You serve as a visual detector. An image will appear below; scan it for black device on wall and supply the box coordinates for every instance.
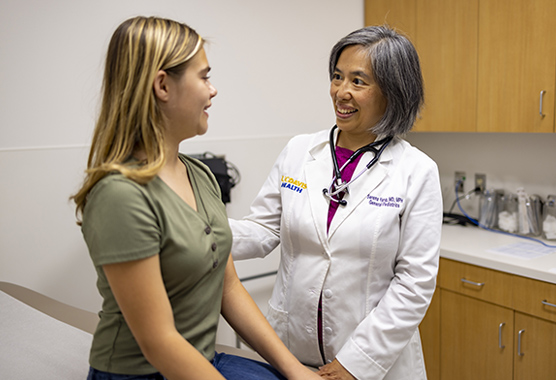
[190,152,240,204]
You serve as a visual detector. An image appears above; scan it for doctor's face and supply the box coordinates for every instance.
[330,45,387,144]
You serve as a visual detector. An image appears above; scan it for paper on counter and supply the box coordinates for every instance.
[487,242,556,260]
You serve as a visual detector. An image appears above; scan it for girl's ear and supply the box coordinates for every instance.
[153,70,170,102]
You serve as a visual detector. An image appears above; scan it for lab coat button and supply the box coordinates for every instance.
[211,243,217,251]
[324,327,333,335]
[205,226,212,234]
[306,327,313,334]
[324,289,333,298]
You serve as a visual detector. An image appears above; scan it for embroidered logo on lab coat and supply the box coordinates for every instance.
[280,176,307,194]
[367,195,403,208]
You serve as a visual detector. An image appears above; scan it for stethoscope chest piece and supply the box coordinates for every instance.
[322,125,392,206]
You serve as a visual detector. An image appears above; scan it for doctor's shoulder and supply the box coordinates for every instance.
[396,138,436,167]
[395,139,439,171]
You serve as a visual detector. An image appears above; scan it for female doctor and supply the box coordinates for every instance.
[230,25,442,380]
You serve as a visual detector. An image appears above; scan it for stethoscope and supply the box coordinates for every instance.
[322,125,393,206]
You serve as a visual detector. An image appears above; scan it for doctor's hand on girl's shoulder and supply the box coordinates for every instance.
[316,359,356,380]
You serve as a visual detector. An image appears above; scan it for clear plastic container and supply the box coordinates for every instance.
[526,194,543,237]
[516,189,542,236]
[479,189,501,229]
[542,195,556,240]
[497,192,518,233]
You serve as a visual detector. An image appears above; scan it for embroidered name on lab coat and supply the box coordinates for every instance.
[280,176,307,194]
[367,195,404,208]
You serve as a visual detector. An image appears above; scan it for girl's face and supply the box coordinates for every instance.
[161,48,218,141]
[330,45,387,147]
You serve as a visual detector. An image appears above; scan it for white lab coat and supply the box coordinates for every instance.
[230,129,442,380]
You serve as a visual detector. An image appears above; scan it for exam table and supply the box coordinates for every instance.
[0,282,263,379]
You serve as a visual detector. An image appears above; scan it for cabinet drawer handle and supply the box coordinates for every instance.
[517,329,525,356]
[540,90,546,117]
[542,300,556,308]
[461,278,485,287]
[499,323,505,349]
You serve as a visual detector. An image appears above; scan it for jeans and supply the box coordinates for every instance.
[86,351,287,380]
[86,368,164,380]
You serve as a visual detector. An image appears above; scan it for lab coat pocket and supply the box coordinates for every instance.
[266,301,289,347]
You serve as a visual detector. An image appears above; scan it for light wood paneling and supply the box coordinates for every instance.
[513,275,556,323]
[364,0,416,39]
[365,0,556,133]
[440,290,514,380]
[477,0,556,132]
[414,0,478,132]
[514,312,556,379]
[438,258,514,309]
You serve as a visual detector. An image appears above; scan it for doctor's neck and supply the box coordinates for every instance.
[336,130,377,151]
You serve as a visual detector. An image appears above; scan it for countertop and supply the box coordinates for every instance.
[440,224,556,284]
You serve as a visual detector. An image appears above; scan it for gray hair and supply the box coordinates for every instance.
[329,25,424,137]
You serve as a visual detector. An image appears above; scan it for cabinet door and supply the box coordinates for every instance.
[440,290,513,380]
[477,0,556,132]
[414,0,478,132]
[514,312,556,380]
[364,0,416,39]
[366,0,478,132]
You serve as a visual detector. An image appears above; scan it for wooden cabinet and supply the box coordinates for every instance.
[419,258,556,379]
[512,275,556,379]
[364,0,556,132]
[364,0,416,39]
[414,0,478,132]
[513,312,556,380]
[440,290,513,380]
[438,259,515,380]
[439,257,513,307]
[512,268,556,324]
[477,0,556,132]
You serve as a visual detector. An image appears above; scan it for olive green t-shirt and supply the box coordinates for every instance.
[82,154,232,375]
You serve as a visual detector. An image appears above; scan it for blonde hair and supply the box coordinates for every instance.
[72,16,203,223]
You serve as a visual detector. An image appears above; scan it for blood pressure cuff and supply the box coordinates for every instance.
[190,152,240,204]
